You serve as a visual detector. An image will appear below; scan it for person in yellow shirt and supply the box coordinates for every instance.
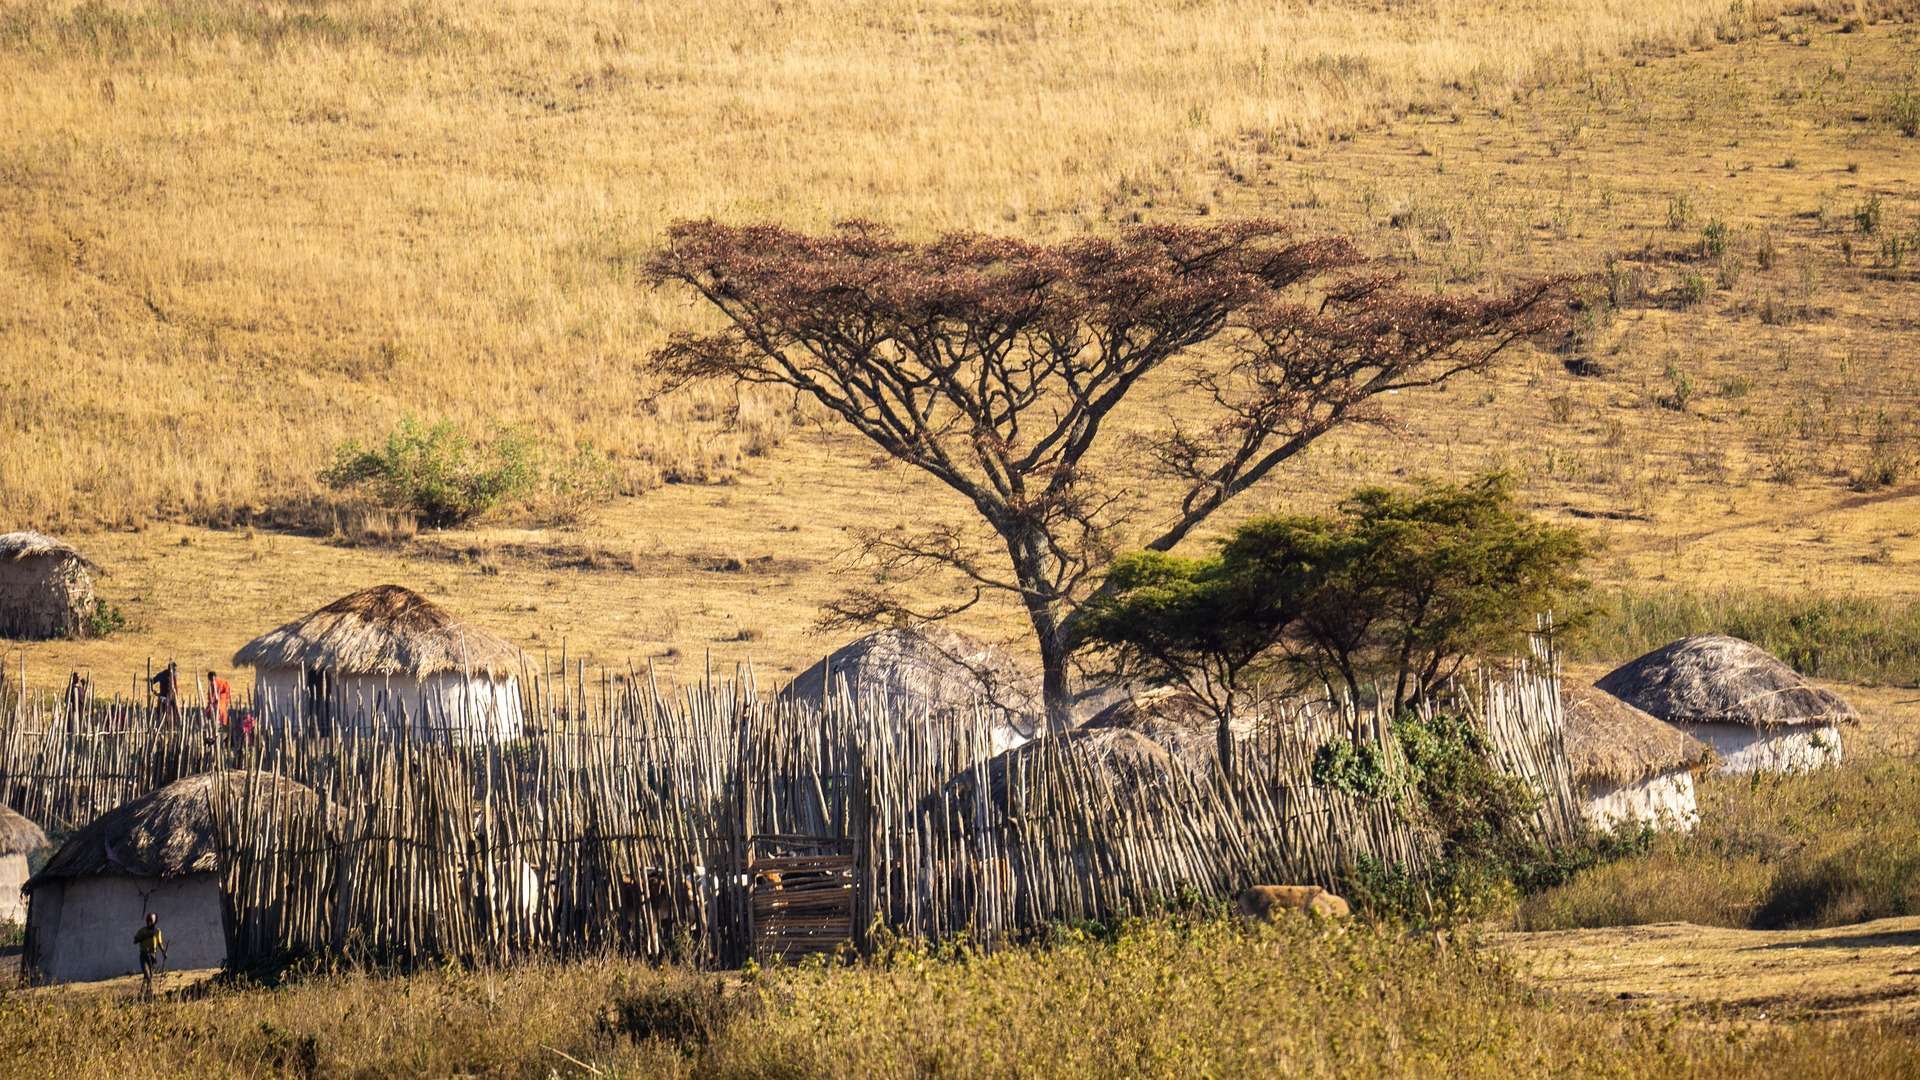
[134,911,166,999]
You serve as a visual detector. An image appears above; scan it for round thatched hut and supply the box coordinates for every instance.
[1595,635,1856,774]
[234,584,526,740]
[22,771,320,984]
[0,531,99,640]
[1080,687,1269,770]
[782,626,1045,753]
[1561,684,1715,832]
[0,806,50,924]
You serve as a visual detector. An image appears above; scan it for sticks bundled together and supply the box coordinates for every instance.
[1,659,1577,970]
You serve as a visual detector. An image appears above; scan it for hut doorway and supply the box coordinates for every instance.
[304,667,332,734]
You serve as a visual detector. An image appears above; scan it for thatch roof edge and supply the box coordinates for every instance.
[0,530,102,574]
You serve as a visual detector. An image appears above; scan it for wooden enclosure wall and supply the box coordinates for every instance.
[0,662,1577,970]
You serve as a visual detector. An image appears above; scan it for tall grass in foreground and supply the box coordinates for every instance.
[1573,587,1920,685]
[1519,753,1920,931]
[2,918,1916,1078]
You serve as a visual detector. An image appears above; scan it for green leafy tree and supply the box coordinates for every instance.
[1318,474,1591,710]
[1075,474,1592,746]
[1070,550,1300,775]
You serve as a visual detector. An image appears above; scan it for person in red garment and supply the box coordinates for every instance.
[206,670,236,750]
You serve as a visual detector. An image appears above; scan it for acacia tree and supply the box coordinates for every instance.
[647,220,1570,726]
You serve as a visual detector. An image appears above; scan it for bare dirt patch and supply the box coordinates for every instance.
[1502,916,1920,1023]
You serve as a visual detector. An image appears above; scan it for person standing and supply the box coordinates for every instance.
[207,670,236,750]
[134,911,167,999]
[149,662,181,723]
[64,671,91,724]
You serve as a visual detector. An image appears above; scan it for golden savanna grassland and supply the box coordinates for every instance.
[1,0,1917,691]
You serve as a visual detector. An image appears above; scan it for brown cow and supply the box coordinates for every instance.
[1236,885,1351,921]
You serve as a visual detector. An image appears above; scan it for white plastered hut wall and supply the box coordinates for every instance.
[1676,722,1843,774]
[25,874,226,983]
[0,852,30,923]
[252,667,524,740]
[1580,771,1700,833]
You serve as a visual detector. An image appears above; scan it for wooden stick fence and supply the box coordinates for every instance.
[2,658,1577,971]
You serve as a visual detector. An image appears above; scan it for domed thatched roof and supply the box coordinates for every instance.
[1561,683,1714,787]
[26,771,322,887]
[0,531,99,571]
[783,626,1044,744]
[0,805,49,856]
[939,725,1192,826]
[1081,688,1259,767]
[1595,635,1859,729]
[233,584,524,678]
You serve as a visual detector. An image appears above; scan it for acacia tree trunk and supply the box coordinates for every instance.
[1007,530,1077,732]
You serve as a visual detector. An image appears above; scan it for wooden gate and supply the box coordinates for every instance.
[746,836,858,962]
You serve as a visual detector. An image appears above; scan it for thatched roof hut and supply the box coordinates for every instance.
[783,626,1045,753]
[941,725,1193,830]
[0,805,50,924]
[1595,634,1859,727]
[24,771,325,983]
[0,805,49,858]
[1561,684,1713,832]
[27,771,318,887]
[235,584,523,678]
[1561,684,1714,789]
[0,531,99,640]
[1595,635,1856,773]
[235,585,526,738]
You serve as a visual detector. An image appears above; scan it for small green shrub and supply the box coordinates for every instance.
[1674,270,1708,308]
[1887,89,1920,137]
[81,599,127,638]
[321,418,617,528]
[1310,736,1395,800]
[1336,710,1556,925]
[1656,361,1695,410]
[322,417,536,527]
[1700,217,1729,259]
[1854,193,1883,235]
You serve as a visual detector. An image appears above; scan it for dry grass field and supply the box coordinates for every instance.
[1,0,1818,532]
[8,918,1920,1078]
[5,2,1915,695]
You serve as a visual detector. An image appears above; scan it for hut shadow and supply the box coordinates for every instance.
[1747,928,1920,952]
